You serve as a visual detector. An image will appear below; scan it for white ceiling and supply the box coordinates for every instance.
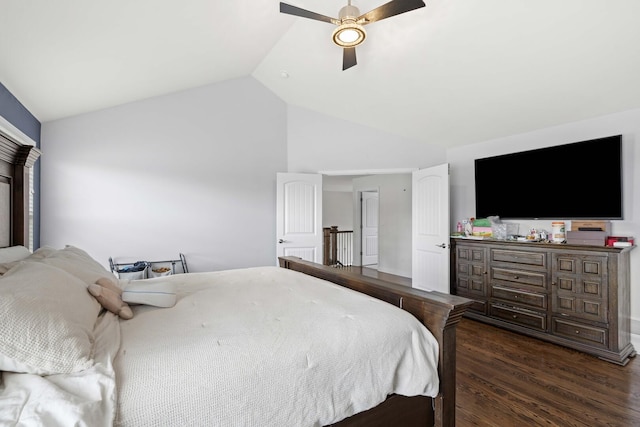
[2,0,640,149]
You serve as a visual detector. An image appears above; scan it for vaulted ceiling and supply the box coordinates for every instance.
[2,0,640,149]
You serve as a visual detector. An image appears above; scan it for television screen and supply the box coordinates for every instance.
[474,135,623,220]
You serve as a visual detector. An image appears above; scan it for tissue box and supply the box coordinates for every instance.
[492,223,519,240]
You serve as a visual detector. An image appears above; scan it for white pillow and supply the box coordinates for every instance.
[0,246,57,275]
[40,245,117,285]
[0,262,101,375]
[122,280,177,308]
[0,245,31,263]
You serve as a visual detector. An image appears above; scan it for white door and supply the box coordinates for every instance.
[276,173,323,264]
[412,164,450,293]
[361,191,379,266]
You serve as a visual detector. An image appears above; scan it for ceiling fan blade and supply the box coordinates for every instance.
[280,3,336,24]
[358,0,425,24]
[343,47,357,70]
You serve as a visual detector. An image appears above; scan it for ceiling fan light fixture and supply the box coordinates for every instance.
[280,0,426,69]
[332,22,366,47]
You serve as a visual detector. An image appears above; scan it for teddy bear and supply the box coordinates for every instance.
[88,277,134,320]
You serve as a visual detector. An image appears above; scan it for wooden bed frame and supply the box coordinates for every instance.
[0,129,472,427]
[279,256,473,427]
[0,130,40,248]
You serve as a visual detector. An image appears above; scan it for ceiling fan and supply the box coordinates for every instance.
[279,0,426,70]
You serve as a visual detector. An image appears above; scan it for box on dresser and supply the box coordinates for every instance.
[566,230,607,246]
[607,236,635,247]
[570,220,612,234]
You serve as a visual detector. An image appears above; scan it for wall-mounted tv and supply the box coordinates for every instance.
[474,135,623,220]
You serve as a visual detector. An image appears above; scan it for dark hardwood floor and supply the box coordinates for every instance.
[456,318,640,426]
[339,265,640,425]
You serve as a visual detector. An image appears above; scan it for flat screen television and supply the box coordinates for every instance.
[474,135,623,220]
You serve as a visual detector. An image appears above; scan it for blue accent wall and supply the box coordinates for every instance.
[0,82,42,248]
[0,83,40,144]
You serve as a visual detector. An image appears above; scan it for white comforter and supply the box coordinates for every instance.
[1,266,439,427]
[0,311,120,427]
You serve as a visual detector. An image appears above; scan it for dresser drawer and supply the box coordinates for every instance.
[491,285,547,309]
[491,249,546,268]
[490,303,547,331]
[491,267,547,289]
[552,317,607,348]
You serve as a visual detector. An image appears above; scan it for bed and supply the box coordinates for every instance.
[0,133,473,426]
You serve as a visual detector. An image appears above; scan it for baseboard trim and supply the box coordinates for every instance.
[631,318,640,350]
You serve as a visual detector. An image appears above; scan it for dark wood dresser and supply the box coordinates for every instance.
[450,237,636,365]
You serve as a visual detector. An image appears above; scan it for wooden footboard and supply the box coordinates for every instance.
[278,256,473,427]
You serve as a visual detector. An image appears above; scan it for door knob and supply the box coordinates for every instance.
[278,239,287,244]
[435,243,448,248]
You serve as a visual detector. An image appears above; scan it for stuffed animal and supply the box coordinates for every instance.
[88,277,133,320]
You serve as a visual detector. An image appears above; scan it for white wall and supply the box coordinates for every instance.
[286,105,446,173]
[40,77,287,272]
[447,108,640,332]
[352,174,412,277]
[323,191,353,230]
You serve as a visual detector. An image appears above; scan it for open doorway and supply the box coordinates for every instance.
[284,165,449,289]
[322,173,413,278]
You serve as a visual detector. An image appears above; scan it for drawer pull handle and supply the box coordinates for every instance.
[514,276,519,279]
[514,295,518,298]
[575,330,580,334]
[512,315,518,319]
